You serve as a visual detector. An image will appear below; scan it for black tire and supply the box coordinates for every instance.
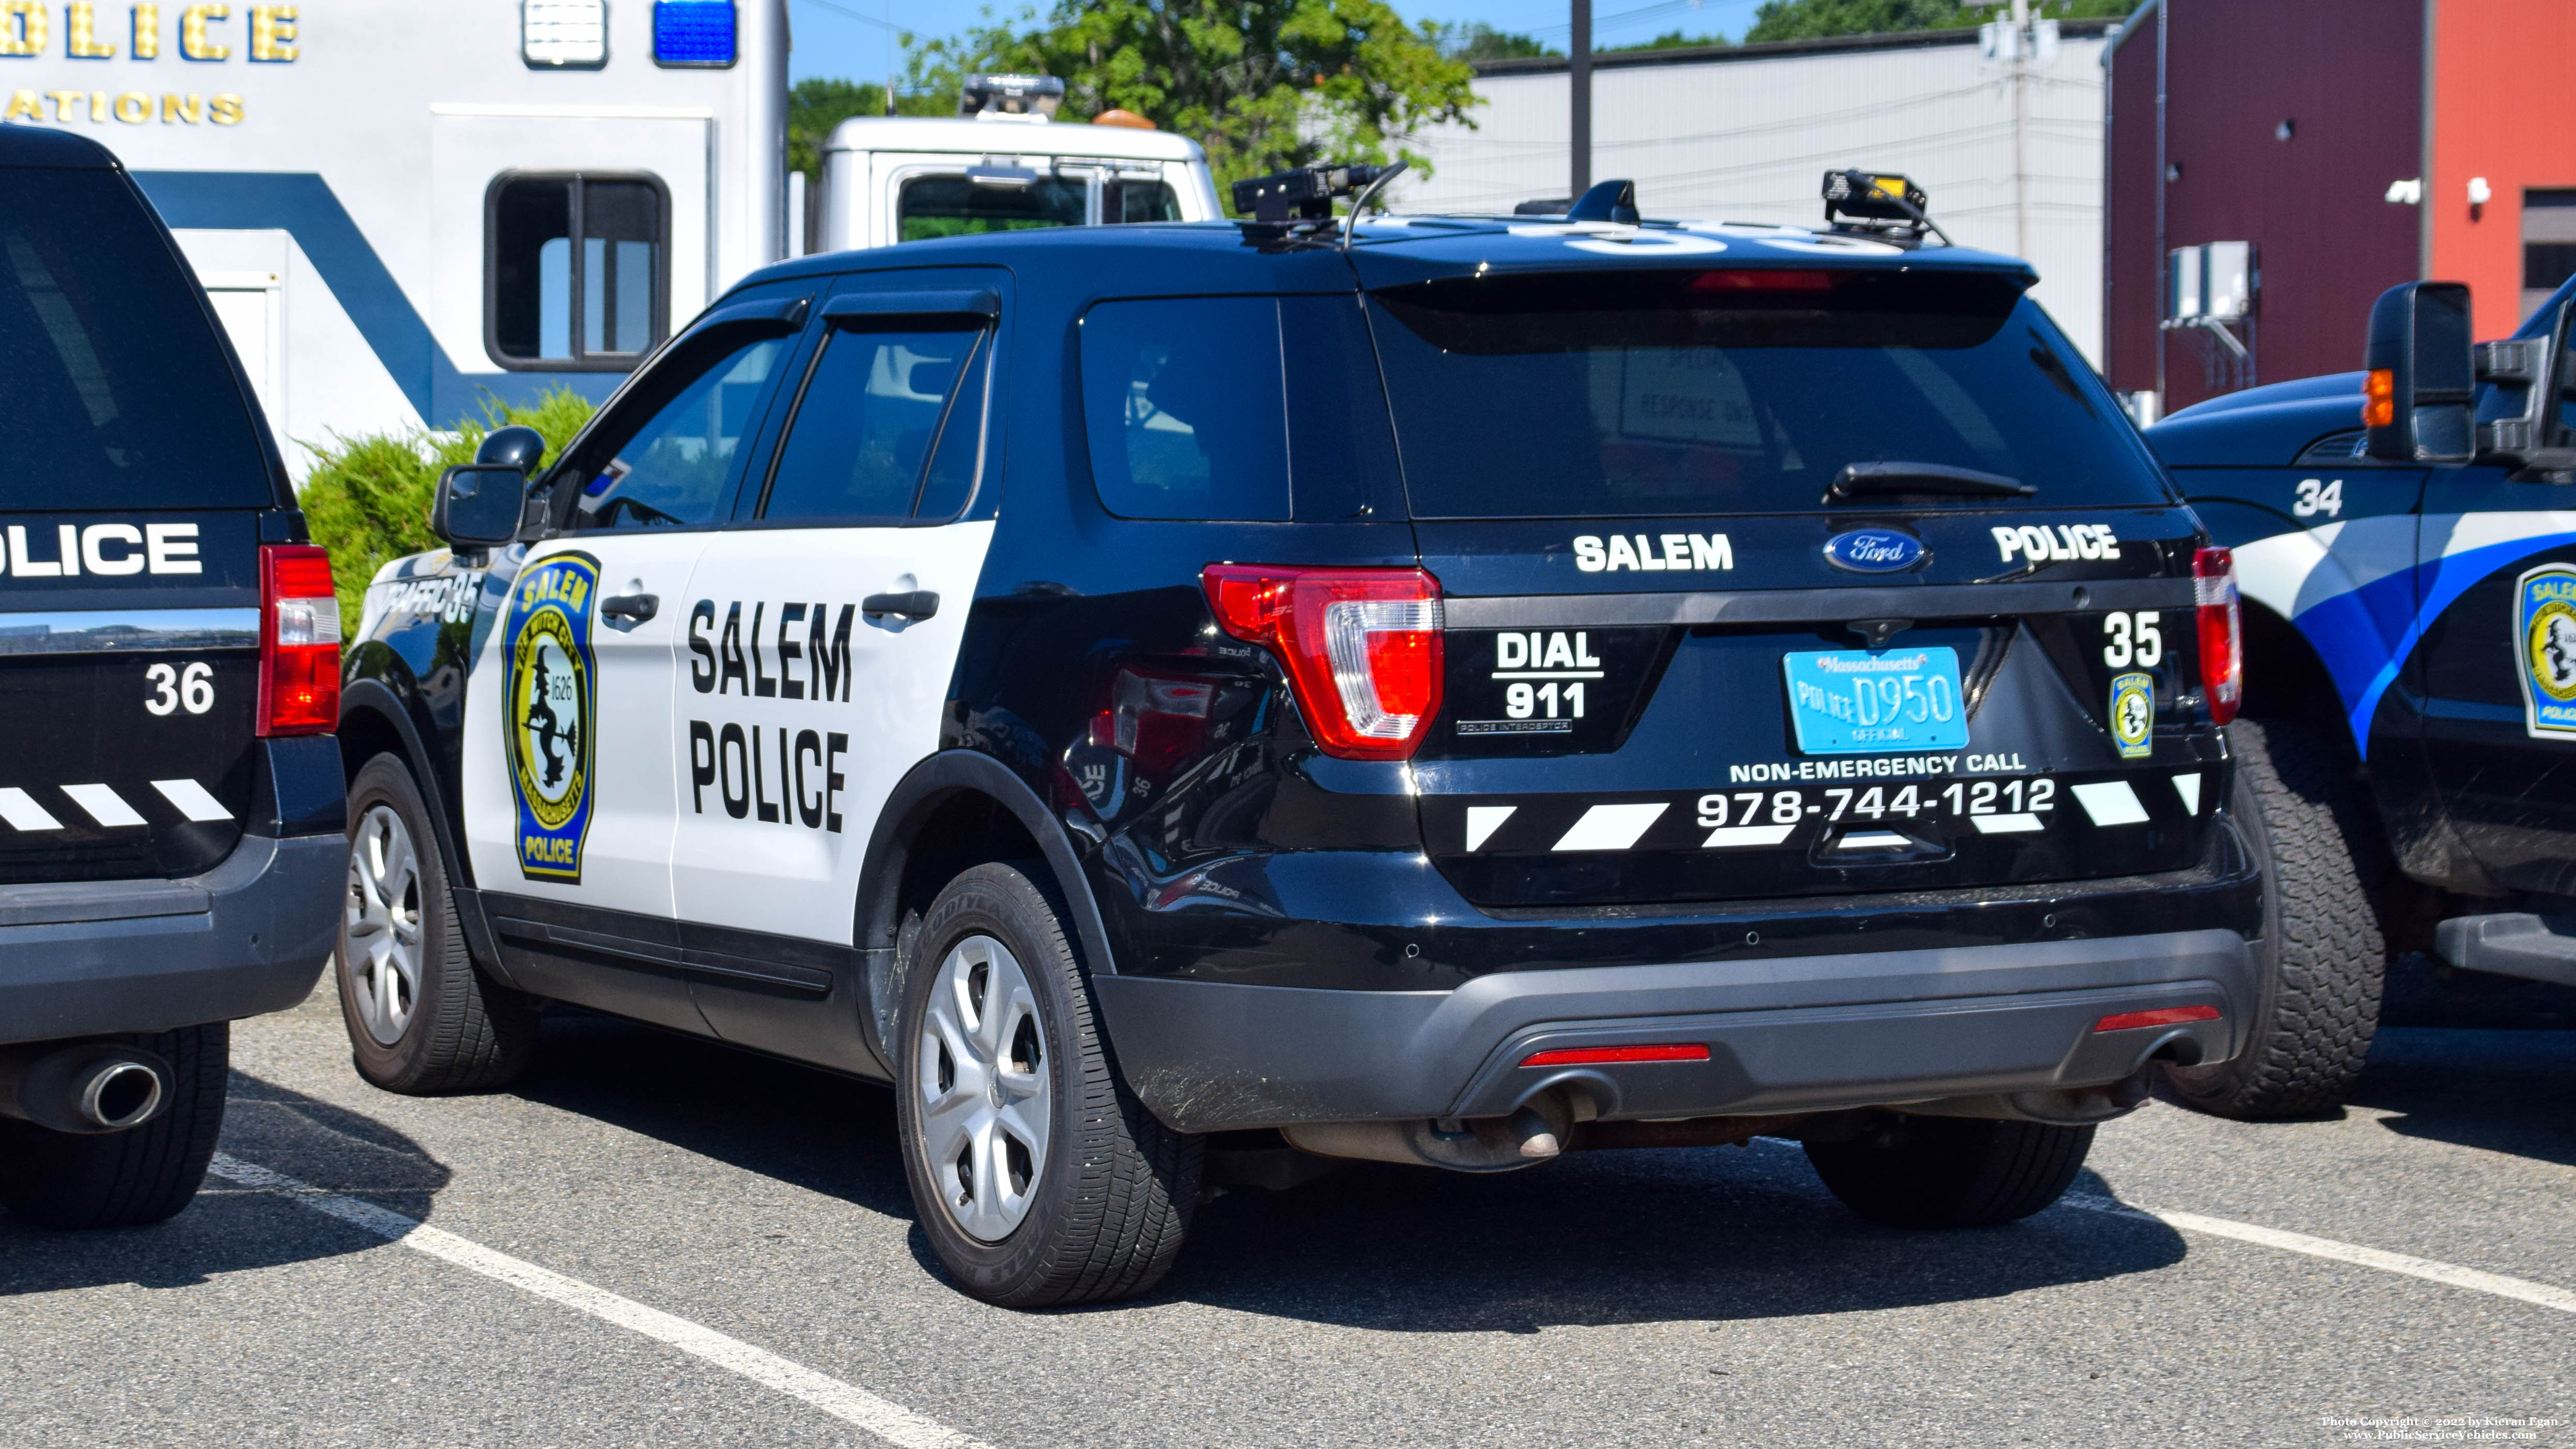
[894,863,1200,1308]
[2163,716,2385,1119]
[0,1022,229,1229]
[1804,1115,2094,1229]
[338,754,538,1095]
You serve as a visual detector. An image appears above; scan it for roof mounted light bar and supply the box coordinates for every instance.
[960,73,1063,122]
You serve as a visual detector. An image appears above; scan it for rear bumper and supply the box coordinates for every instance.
[1092,928,2256,1133]
[0,830,342,1045]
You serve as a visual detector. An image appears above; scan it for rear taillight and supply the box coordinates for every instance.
[259,544,340,736]
[1201,564,1444,760]
[2194,545,2242,726]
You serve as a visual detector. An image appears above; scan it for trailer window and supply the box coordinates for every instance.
[489,172,670,370]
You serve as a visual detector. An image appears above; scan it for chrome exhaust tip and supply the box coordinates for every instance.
[78,1059,167,1131]
[0,1043,174,1135]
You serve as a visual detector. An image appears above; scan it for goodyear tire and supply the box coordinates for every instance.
[0,1022,228,1229]
[1804,1115,2094,1229]
[895,863,1200,1308]
[2163,717,2385,1119]
[338,754,538,1095]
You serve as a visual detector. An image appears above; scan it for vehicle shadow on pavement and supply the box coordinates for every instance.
[2345,1026,2576,1169]
[499,1008,917,1220]
[1151,1148,2185,1331]
[0,1073,450,1296]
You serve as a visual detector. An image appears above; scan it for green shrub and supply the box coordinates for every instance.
[298,388,596,636]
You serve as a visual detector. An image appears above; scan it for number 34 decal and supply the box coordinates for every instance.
[143,661,216,716]
[2293,477,2344,518]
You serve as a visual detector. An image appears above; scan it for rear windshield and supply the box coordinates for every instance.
[0,168,272,510]
[1367,267,2166,519]
[899,174,1083,243]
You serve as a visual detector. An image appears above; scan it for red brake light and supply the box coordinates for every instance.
[1691,268,1836,293]
[1201,564,1443,760]
[2093,1005,2221,1033]
[2193,546,2242,726]
[1520,1044,1712,1067]
[259,543,340,736]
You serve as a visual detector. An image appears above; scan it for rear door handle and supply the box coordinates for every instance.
[862,590,939,622]
[600,592,659,625]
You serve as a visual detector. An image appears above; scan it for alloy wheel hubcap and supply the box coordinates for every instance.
[916,933,1050,1243]
[343,804,424,1046]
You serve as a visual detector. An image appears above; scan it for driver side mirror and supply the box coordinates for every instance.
[2364,281,2475,464]
[431,464,530,549]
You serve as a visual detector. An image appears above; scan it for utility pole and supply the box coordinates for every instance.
[2011,0,2029,259]
[1570,0,1591,197]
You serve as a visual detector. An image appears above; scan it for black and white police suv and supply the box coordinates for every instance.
[1,128,344,1228]
[340,168,2264,1306]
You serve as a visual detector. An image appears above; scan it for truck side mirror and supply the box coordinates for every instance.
[431,464,530,549]
[2364,281,2475,464]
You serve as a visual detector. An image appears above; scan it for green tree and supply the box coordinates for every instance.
[1745,0,2125,42]
[297,389,596,636]
[913,0,1479,204]
[1426,21,1557,62]
[788,76,952,181]
[1604,29,1729,51]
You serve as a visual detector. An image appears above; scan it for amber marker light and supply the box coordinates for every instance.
[2363,368,2397,428]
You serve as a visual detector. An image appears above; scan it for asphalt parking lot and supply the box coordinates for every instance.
[4,959,2570,1449]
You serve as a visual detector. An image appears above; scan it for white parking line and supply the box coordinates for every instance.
[2061,1193,2576,1316]
[205,1154,997,1449]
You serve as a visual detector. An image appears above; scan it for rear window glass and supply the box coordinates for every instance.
[0,168,271,510]
[1080,297,1290,521]
[899,174,1083,243]
[1367,268,2167,519]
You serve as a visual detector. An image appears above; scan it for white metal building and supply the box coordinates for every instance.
[1395,22,2115,363]
[0,0,787,476]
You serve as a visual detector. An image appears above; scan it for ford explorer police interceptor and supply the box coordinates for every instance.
[1,128,343,1229]
[2145,275,2576,1117]
[335,169,2265,1307]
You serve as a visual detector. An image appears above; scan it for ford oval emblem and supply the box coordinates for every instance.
[1823,529,1925,573]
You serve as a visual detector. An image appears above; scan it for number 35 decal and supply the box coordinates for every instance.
[144,661,215,716]
[2102,611,2163,668]
[2293,477,2344,518]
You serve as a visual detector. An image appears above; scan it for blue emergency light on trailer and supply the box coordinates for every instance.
[653,0,736,67]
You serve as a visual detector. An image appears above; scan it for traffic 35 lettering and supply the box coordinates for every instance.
[1696,776,2059,827]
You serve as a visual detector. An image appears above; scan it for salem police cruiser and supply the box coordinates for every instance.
[2146,275,2576,1116]
[1,129,343,1228]
[337,167,2264,1306]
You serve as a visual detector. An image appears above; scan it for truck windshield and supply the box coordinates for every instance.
[0,168,272,510]
[899,174,1086,243]
[1366,267,2166,519]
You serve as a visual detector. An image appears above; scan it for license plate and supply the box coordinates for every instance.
[1782,646,1970,754]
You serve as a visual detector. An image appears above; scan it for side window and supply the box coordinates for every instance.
[1079,297,1290,522]
[1104,178,1181,224]
[569,333,786,530]
[758,324,991,524]
[489,172,669,369]
[898,174,1084,243]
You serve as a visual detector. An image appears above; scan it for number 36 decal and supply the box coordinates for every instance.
[2101,611,2163,668]
[144,661,215,716]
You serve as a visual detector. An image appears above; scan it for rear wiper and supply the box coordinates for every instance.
[1826,461,2034,504]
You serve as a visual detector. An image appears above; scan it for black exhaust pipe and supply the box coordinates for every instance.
[0,1042,173,1135]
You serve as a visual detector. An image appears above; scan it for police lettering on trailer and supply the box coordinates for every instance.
[683,599,855,831]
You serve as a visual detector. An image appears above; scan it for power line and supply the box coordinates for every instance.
[791,0,901,35]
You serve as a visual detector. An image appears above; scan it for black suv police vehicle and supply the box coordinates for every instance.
[2146,275,2576,1114]
[1,128,343,1228]
[339,170,2264,1307]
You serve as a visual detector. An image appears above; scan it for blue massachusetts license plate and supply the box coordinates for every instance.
[1782,646,1970,754]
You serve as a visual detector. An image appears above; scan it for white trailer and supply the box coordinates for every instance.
[0,0,787,475]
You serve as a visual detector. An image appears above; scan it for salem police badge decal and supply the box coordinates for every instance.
[2515,563,2576,740]
[2108,671,2155,760]
[504,551,599,881]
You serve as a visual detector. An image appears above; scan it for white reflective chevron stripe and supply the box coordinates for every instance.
[1553,803,1668,852]
[153,778,233,822]
[2173,773,2203,814]
[2071,780,2150,827]
[1832,831,1911,850]
[0,788,63,832]
[1702,822,1796,848]
[1464,805,1516,852]
[1970,812,2044,833]
[62,783,146,828]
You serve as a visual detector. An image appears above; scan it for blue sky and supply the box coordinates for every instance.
[785,0,1775,85]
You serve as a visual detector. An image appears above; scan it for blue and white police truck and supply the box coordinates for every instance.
[2147,275,2576,1118]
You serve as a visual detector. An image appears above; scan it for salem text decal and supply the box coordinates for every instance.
[1573,533,1731,573]
[503,552,599,882]
[684,598,856,832]
[2516,564,2576,741]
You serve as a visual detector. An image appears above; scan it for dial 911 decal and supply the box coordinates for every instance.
[2518,564,2576,741]
[504,551,599,882]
